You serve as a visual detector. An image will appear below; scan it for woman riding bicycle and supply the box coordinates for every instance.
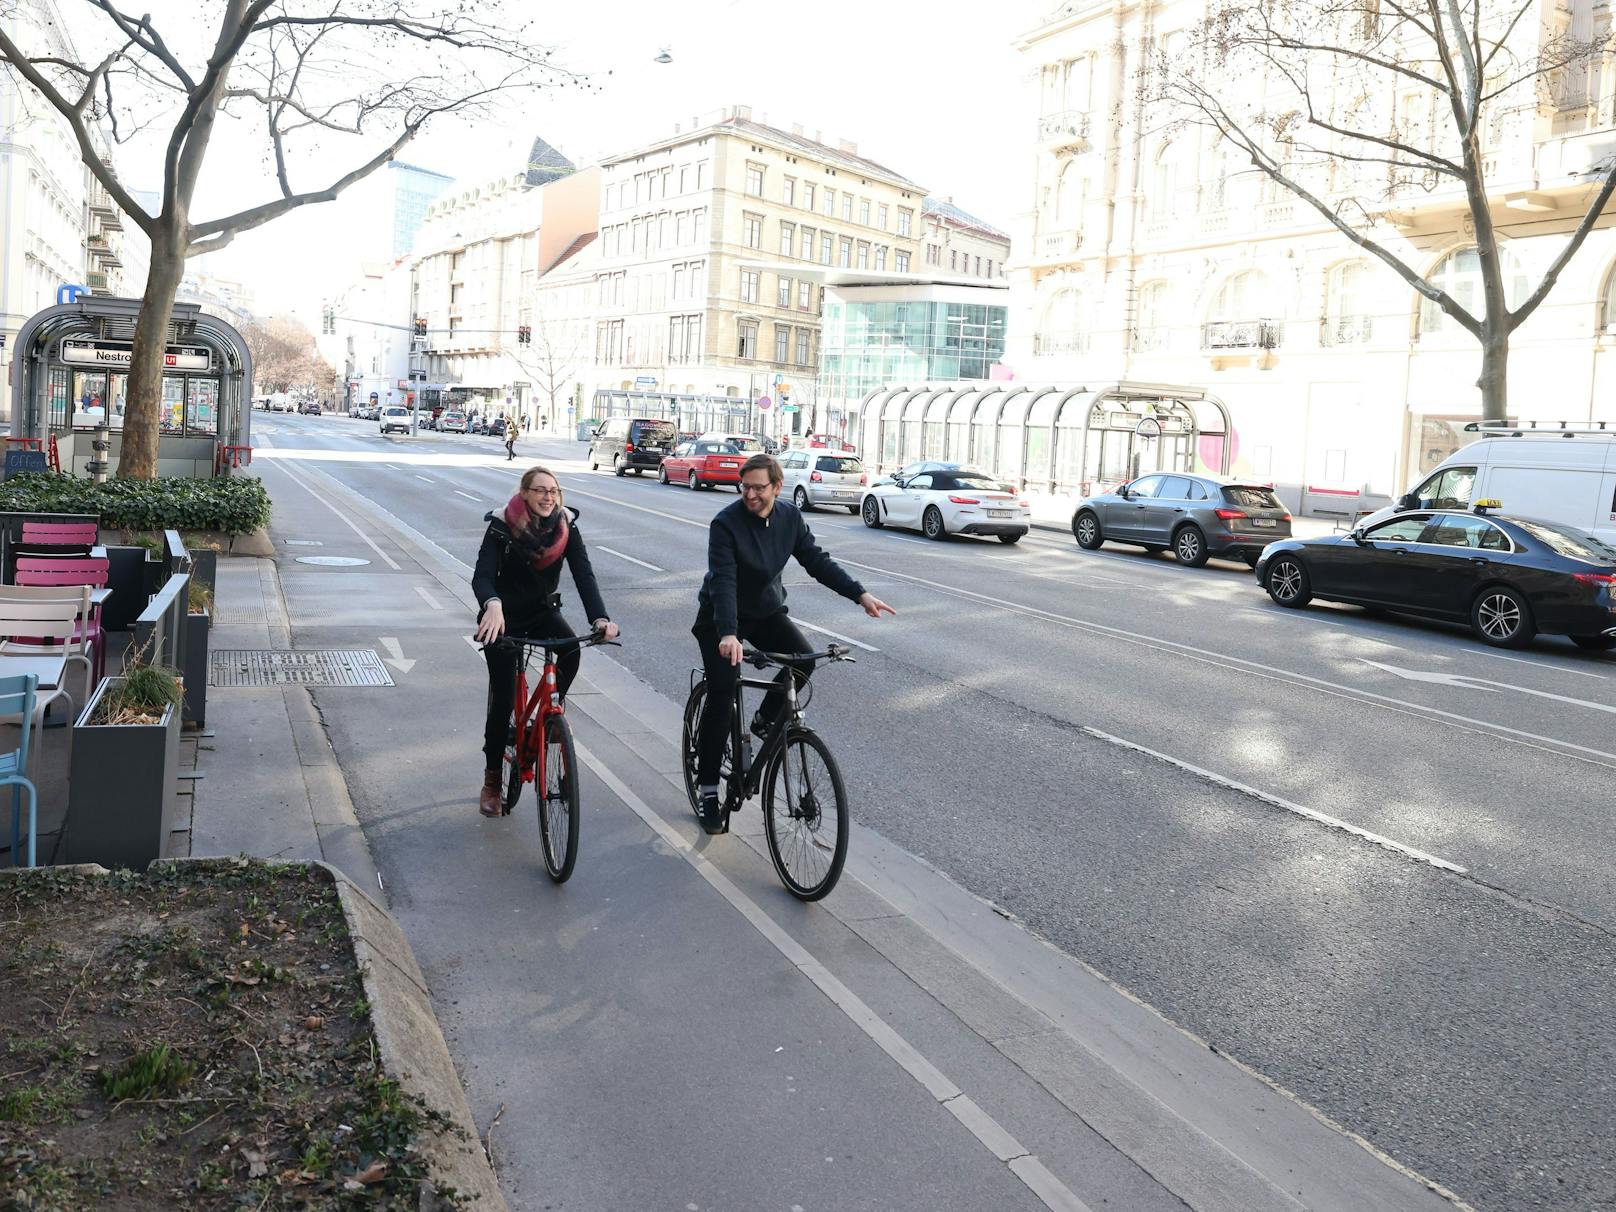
[473,465,619,817]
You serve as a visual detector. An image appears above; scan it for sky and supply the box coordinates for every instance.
[109,0,1044,318]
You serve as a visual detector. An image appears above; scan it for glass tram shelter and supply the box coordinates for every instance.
[9,296,252,478]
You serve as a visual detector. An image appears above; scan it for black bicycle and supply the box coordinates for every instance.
[681,644,854,901]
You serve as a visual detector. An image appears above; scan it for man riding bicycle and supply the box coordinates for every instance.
[691,452,894,834]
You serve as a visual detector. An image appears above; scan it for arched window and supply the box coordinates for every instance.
[1418,245,1529,337]
[1037,286,1086,356]
[1323,261,1374,345]
[1205,270,1281,349]
[1055,160,1088,228]
[1135,281,1170,351]
[1148,144,1177,221]
[1207,144,1232,210]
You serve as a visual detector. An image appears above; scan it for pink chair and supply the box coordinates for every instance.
[19,522,98,548]
[13,557,109,683]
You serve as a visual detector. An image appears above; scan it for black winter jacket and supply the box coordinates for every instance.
[696,498,864,636]
[472,506,608,624]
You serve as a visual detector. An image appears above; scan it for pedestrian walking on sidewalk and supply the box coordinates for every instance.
[472,465,620,817]
[504,416,518,460]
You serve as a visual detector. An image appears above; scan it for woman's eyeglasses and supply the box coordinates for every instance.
[525,487,560,498]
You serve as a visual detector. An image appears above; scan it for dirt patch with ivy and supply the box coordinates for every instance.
[0,860,467,1209]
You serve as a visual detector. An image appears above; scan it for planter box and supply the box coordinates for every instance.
[182,609,209,727]
[64,677,182,870]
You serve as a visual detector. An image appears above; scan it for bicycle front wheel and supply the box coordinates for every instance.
[537,715,580,882]
[762,728,848,901]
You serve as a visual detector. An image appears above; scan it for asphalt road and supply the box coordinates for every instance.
[253,412,1616,1211]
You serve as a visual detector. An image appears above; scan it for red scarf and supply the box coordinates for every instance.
[503,494,569,571]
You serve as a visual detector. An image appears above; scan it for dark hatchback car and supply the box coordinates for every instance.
[1072,473,1293,567]
[587,416,678,476]
[1254,504,1616,649]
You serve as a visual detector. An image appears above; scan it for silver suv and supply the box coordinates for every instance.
[780,450,867,513]
[1072,473,1293,567]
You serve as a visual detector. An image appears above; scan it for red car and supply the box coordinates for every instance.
[806,432,856,452]
[659,438,746,490]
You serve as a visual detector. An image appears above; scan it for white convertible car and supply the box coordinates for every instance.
[860,465,1031,543]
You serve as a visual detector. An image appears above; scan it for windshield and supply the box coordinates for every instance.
[947,473,1013,492]
[816,456,863,473]
[633,420,677,443]
[1222,485,1283,510]
[1514,520,1616,564]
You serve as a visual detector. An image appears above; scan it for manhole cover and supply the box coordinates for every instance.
[295,555,369,567]
[210,650,394,688]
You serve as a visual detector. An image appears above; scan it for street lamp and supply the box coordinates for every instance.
[653,47,673,64]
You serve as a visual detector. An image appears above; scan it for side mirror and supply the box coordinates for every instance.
[1116,484,1131,500]
[1396,492,1416,510]
[1349,528,1368,544]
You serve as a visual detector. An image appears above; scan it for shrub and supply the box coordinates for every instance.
[0,473,270,535]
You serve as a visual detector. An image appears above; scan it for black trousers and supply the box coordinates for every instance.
[483,608,579,769]
[692,613,813,786]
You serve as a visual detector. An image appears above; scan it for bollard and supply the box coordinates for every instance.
[88,422,111,483]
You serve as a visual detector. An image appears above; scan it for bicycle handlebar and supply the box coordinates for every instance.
[743,643,856,668]
[485,632,621,654]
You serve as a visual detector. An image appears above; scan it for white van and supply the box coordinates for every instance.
[1364,425,1616,543]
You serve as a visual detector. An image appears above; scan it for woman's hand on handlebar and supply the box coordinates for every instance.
[474,600,505,643]
[718,634,744,666]
[592,619,620,642]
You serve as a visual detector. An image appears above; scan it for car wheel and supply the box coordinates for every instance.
[1571,634,1616,652]
[1471,586,1535,648]
[793,486,813,511]
[688,471,700,491]
[861,496,882,528]
[614,454,627,477]
[588,457,598,471]
[1173,525,1209,568]
[923,506,946,540]
[1264,556,1312,608]
[658,465,670,485]
[1073,510,1103,550]
[998,533,1023,545]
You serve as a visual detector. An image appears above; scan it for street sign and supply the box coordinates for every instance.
[781,404,800,413]
[757,395,772,411]
[61,340,211,371]
[635,375,657,388]
[56,284,88,306]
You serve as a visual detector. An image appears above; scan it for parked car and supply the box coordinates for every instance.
[1358,426,1616,547]
[806,432,857,452]
[298,401,322,415]
[588,416,678,475]
[703,432,765,455]
[861,466,1030,543]
[439,411,468,433]
[378,406,411,435]
[780,450,867,513]
[1072,473,1293,567]
[660,439,747,490]
[1256,502,1616,650]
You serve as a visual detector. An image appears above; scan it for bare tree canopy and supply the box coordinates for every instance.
[1148,0,1616,420]
[0,0,580,475]
[239,314,335,396]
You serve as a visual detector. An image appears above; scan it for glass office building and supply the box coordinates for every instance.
[819,287,1008,405]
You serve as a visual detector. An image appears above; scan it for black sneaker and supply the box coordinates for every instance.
[697,792,724,835]
[749,710,772,740]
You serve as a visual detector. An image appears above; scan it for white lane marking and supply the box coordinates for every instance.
[415,586,444,611]
[558,483,709,529]
[1463,647,1607,680]
[595,545,664,572]
[837,555,1616,770]
[454,490,481,503]
[415,474,436,484]
[378,636,416,675]
[386,464,402,471]
[573,742,1093,1212]
[1361,658,1616,716]
[795,618,879,652]
[268,461,402,571]
[1083,727,1467,874]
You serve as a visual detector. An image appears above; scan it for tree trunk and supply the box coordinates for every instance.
[1478,325,1510,424]
[118,224,189,478]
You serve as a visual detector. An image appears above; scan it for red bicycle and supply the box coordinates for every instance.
[489,632,615,882]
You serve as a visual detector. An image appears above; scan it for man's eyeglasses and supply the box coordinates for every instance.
[739,481,774,496]
[525,486,560,498]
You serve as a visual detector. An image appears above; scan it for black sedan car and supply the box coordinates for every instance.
[1254,504,1616,649]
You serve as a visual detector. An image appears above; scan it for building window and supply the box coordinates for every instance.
[801,226,816,259]
[1418,245,1527,337]
[673,264,686,299]
[841,194,853,220]
[860,198,871,226]
[784,177,796,206]
[897,209,913,236]
[839,238,852,267]
[1134,280,1169,351]
[1323,261,1374,345]
[950,250,958,271]
[743,213,763,249]
[778,276,792,307]
[696,161,707,189]
[1203,270,1282,349]
[738,321,759,359]
[796,328,811,364]
[798,281,812,309]
[974,256,982,275]
[669,316,684,363]
[694,209,707,243]
[746,163,764,195]
[878,204,889,229]
[678,165,688,193]
[741,269,760,304]
[986,260,993,277]
[896,250,910,272]
[804,182,815,211]
[821,233,833,263]
[856,242,869,269]
[1148,143,1177,221]
[780,222,795,256]
[823,188,835,217]
[876,246,887,271]
[775,324,791,363]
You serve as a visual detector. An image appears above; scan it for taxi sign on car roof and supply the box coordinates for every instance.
[1473,499,1503,513]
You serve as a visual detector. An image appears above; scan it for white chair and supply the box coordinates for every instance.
[0,586,92,763]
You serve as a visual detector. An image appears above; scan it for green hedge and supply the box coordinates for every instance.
[0,473,271,535]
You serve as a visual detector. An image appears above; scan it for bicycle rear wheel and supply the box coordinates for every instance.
[681,680,734,821]
[537,715,579,882]
[762,728,848,901]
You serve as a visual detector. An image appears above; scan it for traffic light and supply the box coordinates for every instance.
[413,316,426,337]
[321,305,334,335]
[517,325,531,345]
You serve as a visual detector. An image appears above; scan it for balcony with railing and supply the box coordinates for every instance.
[1037,110,1091,150]
[1201,319,1283,350]
[1320,314,1373,346]
[1034,228,1083,265]
[1033,331,1089,356]
[86,271,108,291]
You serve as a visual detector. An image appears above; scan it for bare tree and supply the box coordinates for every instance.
[509,313,588,433]
[0,0,577,476]
[1151,0,1616,421]
[239,314,323,394]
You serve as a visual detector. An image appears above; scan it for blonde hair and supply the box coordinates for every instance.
[513,465,562,533]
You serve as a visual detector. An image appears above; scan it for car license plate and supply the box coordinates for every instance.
[989,509,1015,519]
[1253,518,1276,528]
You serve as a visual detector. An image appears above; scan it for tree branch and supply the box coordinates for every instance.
[1510,164,1616,328]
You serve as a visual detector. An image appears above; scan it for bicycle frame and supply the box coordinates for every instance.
[510,645,566,799]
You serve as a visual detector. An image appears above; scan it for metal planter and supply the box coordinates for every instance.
[64,677,182,870]
[182,610,209,727]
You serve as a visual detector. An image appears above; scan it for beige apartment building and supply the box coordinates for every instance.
[1011,2,1616,514]
[590,105,927,422]
[922,198,1009,281]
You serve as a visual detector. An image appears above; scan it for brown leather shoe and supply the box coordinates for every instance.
[479,769,503,817]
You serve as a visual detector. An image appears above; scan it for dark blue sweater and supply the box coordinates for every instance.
[696,499,865,635]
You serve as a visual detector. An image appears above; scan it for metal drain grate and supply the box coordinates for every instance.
[210,649,394,688]
[210,607,268,625]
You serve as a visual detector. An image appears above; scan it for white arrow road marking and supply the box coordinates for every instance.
[378,636,416,674]
[1462,647,1607,680]
[1360,658,1616,715]
[595,545,664,572]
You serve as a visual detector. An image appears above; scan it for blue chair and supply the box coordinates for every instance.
[0,675,40,867]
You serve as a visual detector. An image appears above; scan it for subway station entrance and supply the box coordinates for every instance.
[9,296,253,478]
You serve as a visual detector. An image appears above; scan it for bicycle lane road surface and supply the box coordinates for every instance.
[245,448,1460,1211]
